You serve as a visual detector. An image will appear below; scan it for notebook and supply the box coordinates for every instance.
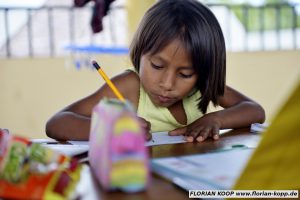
[151,148,254,190]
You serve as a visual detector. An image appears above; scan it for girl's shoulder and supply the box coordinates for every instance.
[116,68,140,87]
[125,67,138,74]
[112,69,140,108]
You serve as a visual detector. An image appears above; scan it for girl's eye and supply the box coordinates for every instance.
[179,73,193,78]
[151,62,163,69]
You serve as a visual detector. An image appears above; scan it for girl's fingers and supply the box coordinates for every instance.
[186,127,203,142]
[145,132,152,141]
[138,118,152,141]
[212,125,220,140]
[196,128,210,142]
[138,118,151,131]
[171,125,221,142]
[169,127,187,136]
[186,135,194,142]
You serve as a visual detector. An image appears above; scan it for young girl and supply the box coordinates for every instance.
[46,0,265,142]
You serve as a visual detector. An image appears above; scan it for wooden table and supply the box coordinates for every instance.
[89,128,261,200]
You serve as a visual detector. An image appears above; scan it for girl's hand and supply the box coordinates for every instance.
[169,113,221,142]
[138,117,152,141]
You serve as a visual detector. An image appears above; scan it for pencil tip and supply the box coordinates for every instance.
[92,60,100,70]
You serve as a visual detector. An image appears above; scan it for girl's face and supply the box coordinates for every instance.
[139,39,198,108]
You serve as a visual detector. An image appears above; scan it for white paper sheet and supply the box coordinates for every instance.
[145,132,186,146]
[67,129,233,147]
[250,122,268,133]
[68,132,184,147]
[42,129,233,156]
[42,144,89,156]
[145,129,232,146]
[151,148,254,190]
[68,141,90,145]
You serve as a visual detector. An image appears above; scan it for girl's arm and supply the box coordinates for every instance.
[215,86,265,129]
[169,86,265,142]
[45,71,140,141]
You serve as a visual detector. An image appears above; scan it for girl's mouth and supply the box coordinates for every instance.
[157,95,173,104]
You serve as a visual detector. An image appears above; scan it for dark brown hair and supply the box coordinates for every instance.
[130,0,226,114]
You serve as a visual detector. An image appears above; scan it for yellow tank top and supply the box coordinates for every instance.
[137,85,203,133]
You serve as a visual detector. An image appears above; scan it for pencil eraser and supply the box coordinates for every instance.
[91,60,100,70]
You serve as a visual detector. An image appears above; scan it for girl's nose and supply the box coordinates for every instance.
[159,71,175,91]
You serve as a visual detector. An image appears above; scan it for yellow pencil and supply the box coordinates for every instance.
[92,60,125,102]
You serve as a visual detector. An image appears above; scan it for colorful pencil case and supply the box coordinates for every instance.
[88,98,149,192]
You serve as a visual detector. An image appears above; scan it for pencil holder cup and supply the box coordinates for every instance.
[88,98,149,192]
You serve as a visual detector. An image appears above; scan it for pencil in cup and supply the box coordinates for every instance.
[92,60,125,102]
